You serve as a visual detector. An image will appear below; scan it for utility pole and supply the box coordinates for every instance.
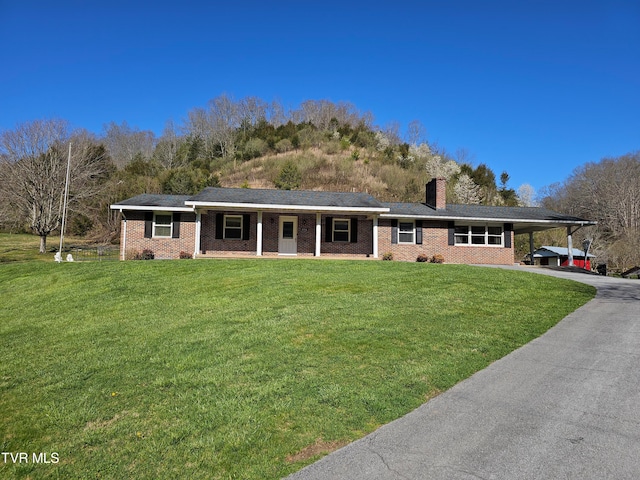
[58,143,72,256]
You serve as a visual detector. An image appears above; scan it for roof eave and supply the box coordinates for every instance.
[184,200,389,214]
[109,204,194,212]
[380,212,596,225]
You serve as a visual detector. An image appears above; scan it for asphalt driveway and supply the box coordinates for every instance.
[286,266,640,479]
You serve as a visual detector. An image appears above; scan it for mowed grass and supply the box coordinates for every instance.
[0,260,595,479]
[0,233,111,263]
[0,234,48,263]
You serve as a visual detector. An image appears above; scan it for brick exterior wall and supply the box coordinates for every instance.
[119,210,514,264]
[200,212,257,254]
[121,211,196,259]
[200,211,373,257]
[378,218,515,264]
[426,177,446,210]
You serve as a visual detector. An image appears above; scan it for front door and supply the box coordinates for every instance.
[278,216,298,255]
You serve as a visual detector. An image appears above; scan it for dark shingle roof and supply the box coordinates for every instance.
[112,194,191,210]
[110,190,594,233]
[383,202,591,223]
[187,187,386,210]
[446,204,590,223]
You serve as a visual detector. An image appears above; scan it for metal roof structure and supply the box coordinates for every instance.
[534,246,595,258]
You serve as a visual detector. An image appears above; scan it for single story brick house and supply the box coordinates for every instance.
[110,178,594,264]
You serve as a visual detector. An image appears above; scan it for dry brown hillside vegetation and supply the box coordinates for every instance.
[220,147,428,202]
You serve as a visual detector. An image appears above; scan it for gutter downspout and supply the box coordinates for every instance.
[120,210,127,261]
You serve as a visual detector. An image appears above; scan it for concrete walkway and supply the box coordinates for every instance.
[286,267,640,479]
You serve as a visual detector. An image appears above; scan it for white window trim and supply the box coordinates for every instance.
[398,220,416,244]
[333,218,351,243]
[224,214,243,240]
[153,212,173,238]
[454,224,504,247]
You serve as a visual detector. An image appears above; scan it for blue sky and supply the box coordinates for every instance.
[1,0,638,194]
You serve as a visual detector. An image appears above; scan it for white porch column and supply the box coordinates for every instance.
[567,226,574,267]
[315,213,322,257]
[257,211,263,256]
[373,215,379,258]
[194,210,202,257]
[121,214,127,260]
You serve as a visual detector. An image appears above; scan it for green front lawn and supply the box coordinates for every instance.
[0,233,48,263]
[0,233,117,263]
[0,260,594,479]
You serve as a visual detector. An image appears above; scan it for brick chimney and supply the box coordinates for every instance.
[426,177,446,210]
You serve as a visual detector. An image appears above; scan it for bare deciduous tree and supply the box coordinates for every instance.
[102,121,155,168]
[154,120,180,169]
[238,96,268,128]
[268,99,289,127]
[405,119,427,146]
[540,152,640,271]
[184,94,240,161]
[208,93,240,159]
[292,100,369,130]
[517,183,536,207]
[0,119,109,253]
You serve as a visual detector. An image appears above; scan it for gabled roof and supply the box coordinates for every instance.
[110,194,193,212]
[382,202,594,234]
[534,246,595,258]
[185,187,388,213]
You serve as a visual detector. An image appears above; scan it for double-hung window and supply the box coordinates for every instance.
[224,215,243,239]
[153,213,172,238]
[487,226,503,245]
[398,221,415,244]
[333,219,350,242]
[454,225,503,246]
[454,226,469,244]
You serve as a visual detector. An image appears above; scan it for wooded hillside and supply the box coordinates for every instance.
[0,96,520,248]
[2,94,636,272]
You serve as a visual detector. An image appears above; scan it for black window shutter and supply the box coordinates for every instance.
[325,217,333,243]
[416,220,423,245]
[391,219,398,244]
[504,223,513,248]
[448,221,455,246]
[215,213,224,240]
[144,212,153,238]
[172,212,181,238]
[242,214,251,240]
[350,218,358,243]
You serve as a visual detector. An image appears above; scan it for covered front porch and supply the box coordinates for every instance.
[195,210,379,258]
[193,210,380,258]
[186,187,388,259]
